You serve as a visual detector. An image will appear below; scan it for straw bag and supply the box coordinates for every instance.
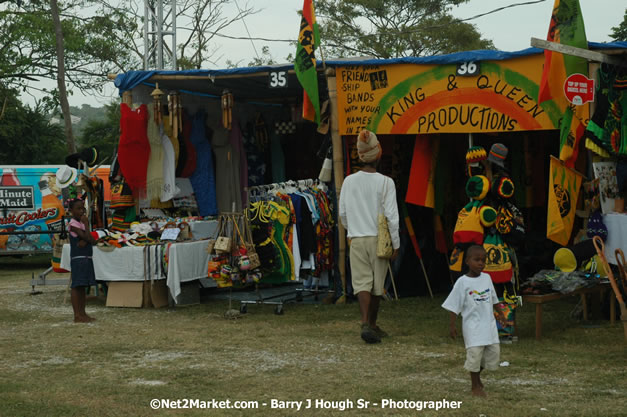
[376,178,394,259]
[214,215,232,254]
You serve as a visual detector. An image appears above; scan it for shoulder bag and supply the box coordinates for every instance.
[376,177,394,259]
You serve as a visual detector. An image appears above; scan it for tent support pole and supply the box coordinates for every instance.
[326,69,347,303]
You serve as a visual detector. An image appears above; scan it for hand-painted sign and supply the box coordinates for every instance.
[335,54,571,135]
[563,73,594,105]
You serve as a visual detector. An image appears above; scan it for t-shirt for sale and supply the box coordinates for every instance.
[442,273,500,348]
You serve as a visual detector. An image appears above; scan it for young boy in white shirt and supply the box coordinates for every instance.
[442,245,506,397]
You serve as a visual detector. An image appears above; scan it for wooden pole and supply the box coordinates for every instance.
[326,68,347,303]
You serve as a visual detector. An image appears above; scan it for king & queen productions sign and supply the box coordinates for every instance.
[335,54,573,135]
[0,186,35,210]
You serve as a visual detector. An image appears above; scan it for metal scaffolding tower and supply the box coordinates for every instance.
[144,0,177,70]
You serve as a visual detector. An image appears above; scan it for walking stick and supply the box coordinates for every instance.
[593,236,627,341]
[387,261,399,301]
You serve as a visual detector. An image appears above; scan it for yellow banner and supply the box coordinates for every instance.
[335,55,578,135]
[547,156,583,246]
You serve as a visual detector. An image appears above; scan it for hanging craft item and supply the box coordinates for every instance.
[255,113,269,149]
[150,83,164,126]
[221,90,233,130]
[214,214,233,254]
[275,121,296,135]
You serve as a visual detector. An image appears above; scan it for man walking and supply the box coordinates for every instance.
[339,129,400,344]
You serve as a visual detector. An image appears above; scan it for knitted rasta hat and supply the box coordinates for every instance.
[493,176,515,199]
[465,175,490,201]
[479,205,498,227]
[487,143,508,168]
[466,146,487,165]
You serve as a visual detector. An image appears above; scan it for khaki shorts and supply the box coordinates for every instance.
[464,343,500,372]
[349,236,387,296]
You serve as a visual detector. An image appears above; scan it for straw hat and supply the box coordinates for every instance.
[55,166,78,189]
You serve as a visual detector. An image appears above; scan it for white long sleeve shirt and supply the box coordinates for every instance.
[339,171,400,250]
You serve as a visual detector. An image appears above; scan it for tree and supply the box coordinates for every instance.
[0,86,66,164]
[610,9,627,42]
[77,101,120,162]
[316,0,494,59]
[0,1,136,102]
[50,0,76,153]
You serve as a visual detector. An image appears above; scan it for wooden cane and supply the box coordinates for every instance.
[387,261,399,301]
[593,236,627,341]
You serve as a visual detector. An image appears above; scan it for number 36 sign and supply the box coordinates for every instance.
[456,61,480,76]
[268,71,288,88]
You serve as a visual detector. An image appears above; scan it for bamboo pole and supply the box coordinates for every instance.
[326,68,347,304]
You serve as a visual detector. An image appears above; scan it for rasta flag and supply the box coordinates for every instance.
[547,156,583,246]
[294,0,321,124]
[406,135,437,209]
[537,0,589,168]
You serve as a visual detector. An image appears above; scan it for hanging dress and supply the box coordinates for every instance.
[189,110,218,216]
[145,105,164,201]
[118,103,150,195]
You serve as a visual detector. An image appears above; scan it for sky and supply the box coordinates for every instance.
[21,0,626,108]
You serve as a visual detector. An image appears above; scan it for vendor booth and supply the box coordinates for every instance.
[50,39,626,314]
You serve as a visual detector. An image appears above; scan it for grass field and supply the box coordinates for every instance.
[1,255,625,417]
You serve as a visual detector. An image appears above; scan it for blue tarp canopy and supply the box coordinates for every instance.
[114,41,627,98]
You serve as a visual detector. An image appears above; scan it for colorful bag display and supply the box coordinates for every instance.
[453,201,484,245]
[483,232,513,284]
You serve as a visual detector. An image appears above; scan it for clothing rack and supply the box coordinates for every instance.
[238,179,334,314]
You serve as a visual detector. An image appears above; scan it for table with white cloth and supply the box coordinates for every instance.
[602,213,627,265]
[60,239,212,303]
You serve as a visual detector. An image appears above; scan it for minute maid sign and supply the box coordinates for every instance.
[335,54,572,135]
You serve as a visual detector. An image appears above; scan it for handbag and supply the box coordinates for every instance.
[214,215,232,254]
[453,201,484,245]
[110,180,134,209]
[376,177,394,259]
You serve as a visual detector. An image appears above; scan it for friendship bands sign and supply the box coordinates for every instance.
[335,55,574,135]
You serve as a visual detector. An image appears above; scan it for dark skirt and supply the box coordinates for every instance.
[70,257,97,288]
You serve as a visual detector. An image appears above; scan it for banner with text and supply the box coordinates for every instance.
[335,55,575,135]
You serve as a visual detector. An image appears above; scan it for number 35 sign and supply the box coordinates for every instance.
[268,70,288,88]
[456,61,480,76]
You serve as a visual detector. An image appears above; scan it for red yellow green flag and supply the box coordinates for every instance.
[547,156,583,246]
[294,0,320,124]
[405,135,437,208]
[537,0,589,167]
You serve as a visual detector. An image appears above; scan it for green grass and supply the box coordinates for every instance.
[0,257,625,417]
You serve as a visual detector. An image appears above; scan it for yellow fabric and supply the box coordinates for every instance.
[553,247,577,272]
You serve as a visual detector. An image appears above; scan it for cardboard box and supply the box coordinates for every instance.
[106,280,169,308]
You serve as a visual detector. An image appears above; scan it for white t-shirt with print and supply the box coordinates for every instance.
[442,272,500,348]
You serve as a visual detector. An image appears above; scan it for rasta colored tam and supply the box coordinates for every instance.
[357,129,382,163]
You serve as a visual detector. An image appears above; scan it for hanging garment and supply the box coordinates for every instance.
[243,131,266,187]
[213,125,242,212]
[159,127,178,203]
[270,132,286,183]
[118,103,150,194]
[177,112,197,177]
[229,121,248,207]
[189,110,218,216]
[162,115,179,171]
[145,105,165,201]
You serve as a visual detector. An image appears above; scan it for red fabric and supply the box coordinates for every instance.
[179,113,197,178]
[118,104,150,193]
